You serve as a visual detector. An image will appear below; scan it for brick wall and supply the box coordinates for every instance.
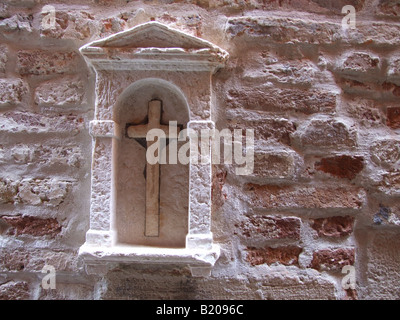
[1,0,400,300]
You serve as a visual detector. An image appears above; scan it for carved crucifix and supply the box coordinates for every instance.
[126,99,180,237]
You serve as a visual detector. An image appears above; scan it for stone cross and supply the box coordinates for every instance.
[126,100,179,237]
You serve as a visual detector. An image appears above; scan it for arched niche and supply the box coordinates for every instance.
[113,78,190,248]
[78,21,228,277]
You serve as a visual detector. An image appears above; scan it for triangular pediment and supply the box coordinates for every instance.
[83,21,222,51]
[80,21,228,72]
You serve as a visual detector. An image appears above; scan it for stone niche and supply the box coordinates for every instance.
[78,22,228,277]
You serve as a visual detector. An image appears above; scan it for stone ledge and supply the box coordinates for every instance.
[79,243,220,277]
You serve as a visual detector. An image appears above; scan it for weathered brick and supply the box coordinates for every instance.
[244,184,365,210]
[310,0,365,12]
[0,178,72,206]
[40,10,96,40]
[173,0,364,13]
[310,248,355,271]
[0,215,61,237]
[378,170,400,195]
[370,139,400,167]
[315,155,364,180]
[246,246,302,266]
[377,0,400,17]
[0,44,7,73]
[345,288,358,300]
[227,16,400,46]
[99,16,127,37]
[252,151,296,179]
[387,55,400,86]
[0,248,79,272]
[0,14,32,33]
[296,118,357,149]
[226,16,341,44]
[211,168,227,207]
[362,231,400,299]
[227,86,337,114]
[387,107,400,129]
[34,76,85,107]
[0,143,83,168]
[0,281,30,300]
[0,111,85,134]
[38,282,94,300]
[0,3,8,19]
[0,78,28,107]
[244,60,319,88]
[311,216,355,238]
[339,78,379,97]
[342,98,385,127]
[228,112,296,145]
[0,178,18,204]
[237,215,301,241]
[33,144,84,168]
[382,82,400,98]
[336,52,380,80]
[104,267,259,300]
[17,179,71,206]
[17,50,79,75]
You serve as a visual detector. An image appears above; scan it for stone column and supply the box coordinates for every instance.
[186,120,215,251]
[86,120,120,247]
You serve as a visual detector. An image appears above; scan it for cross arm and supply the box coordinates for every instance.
[127,124,149,138]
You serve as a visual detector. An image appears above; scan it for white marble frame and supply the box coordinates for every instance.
[78,22,228,277]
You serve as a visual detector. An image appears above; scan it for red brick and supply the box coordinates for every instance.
[244,184,365,210]
[237,215,301,240]
[345,288,358,300]
[0,215,61,237]
[310,248,355,271]
[246,246,302,266]
[311,216,355,238]
[387,107,400,129]
[315,155,364,180]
